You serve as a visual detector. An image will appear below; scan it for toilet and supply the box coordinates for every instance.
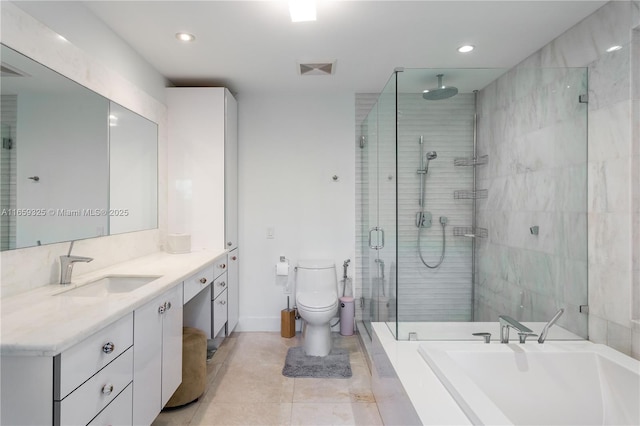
[295,260,339,357]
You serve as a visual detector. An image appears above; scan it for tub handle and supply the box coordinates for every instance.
[472,332,491,343]
[518,332,537,344]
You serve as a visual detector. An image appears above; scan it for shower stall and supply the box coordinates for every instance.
[357,67,589,341]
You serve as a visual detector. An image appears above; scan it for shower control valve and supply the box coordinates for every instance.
[416,211,433,228]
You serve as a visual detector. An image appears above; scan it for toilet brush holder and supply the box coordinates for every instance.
[281,309,296,338]
[281,296,296,338]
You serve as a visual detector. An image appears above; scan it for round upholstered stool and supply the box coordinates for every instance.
[165,327,207,408]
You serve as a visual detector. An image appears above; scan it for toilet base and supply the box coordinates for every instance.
[302,321,332,357]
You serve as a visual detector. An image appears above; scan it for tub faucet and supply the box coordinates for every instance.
[498,315,534,343]
[59,241,93,284]
[538,308,564,344]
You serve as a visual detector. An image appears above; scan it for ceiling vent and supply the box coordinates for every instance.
[1,63,28,78]
[297,61,336,76]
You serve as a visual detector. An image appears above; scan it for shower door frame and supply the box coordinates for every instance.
[359,71,400,340]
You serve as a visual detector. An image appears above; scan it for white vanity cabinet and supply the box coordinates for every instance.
[1,313,134,426]
[227,249,239,333]
[167,87,238,252]
[167,86,240,336]
[212,255,229,337]
[183,264,215,305]
[88,383,133,426]
[132,284,183,426]
[54,313,134,426]
[224,91,238,251]
[212,287,228,337]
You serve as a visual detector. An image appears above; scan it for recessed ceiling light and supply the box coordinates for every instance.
[289,0,316,22]
[57,34,68,42]
[457,45,474,53]
[606,45,622,52]
[175,32,196,42]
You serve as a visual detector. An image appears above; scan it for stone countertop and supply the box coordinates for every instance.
[0,249,226,357]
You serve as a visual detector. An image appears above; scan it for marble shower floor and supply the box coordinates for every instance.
[151,332,383,425]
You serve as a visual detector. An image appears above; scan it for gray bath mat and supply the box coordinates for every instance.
[282,346,352,378]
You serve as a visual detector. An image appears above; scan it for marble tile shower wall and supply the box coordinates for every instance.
[479,1,639,358]
[475,68,589,337]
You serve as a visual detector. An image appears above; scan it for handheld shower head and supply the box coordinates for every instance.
[426,151,437,161]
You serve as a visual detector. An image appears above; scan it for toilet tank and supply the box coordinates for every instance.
[296,260,337,295]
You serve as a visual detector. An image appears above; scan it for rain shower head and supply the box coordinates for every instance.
[426,151,437,160]
[422,74,458,100]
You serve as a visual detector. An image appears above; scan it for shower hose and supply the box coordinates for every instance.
[418,216,446,269]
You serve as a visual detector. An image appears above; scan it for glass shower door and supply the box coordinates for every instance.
[360,102,378,339]
[359,72,398,339]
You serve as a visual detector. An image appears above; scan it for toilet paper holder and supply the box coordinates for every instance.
[276,256,289,276]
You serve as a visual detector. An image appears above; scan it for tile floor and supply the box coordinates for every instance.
[151,332,383,425]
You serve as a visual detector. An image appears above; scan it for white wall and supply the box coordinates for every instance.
[12,1,169,104]
[237,92,355,331]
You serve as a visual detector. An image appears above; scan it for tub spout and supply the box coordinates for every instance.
[538,308,564,344]
[498,315,533,343]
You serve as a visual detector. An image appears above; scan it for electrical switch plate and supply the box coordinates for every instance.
[267,227,275,239]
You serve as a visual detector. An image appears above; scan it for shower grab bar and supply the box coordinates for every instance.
[368,227,385,250]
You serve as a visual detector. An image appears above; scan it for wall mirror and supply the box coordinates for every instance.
[0,44,158,251]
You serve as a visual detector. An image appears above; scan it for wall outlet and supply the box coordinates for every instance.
[266,227,275,239]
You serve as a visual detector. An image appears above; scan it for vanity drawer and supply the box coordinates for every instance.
[212,289,228,337]
[55,312,133,399]
[88,382,132,426]
[212,272,228,301]
[56,348,133,426]
[213,255,228,279]
[183,265,214,304]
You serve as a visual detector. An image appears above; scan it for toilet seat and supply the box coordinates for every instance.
[297,292,338,312]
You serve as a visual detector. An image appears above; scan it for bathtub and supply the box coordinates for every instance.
[419,341,640,425]
[369,322,639,426]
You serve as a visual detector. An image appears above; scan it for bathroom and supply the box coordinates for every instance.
[1,1,639,425]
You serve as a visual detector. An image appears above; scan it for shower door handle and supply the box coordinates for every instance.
[368,227,385,250]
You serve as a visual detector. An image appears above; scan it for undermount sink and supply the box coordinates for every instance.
[56,275,162,297]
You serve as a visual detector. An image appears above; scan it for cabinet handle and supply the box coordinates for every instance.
[219,300,226,305]
[102,384,114,396]
[231,256,237,261]
[219,281,226,287]
[199,277,207,284]
[227,242,232,246]
[102,342,115,354]
[219,263,226,269]
[158,301,172,313]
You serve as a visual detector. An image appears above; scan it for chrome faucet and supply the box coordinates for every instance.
[59,241,93,284]
[499,315,535,343]
[538,308,564,343]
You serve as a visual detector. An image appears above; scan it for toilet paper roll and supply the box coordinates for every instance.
[167,234,191,254]
[276,262,289,276]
